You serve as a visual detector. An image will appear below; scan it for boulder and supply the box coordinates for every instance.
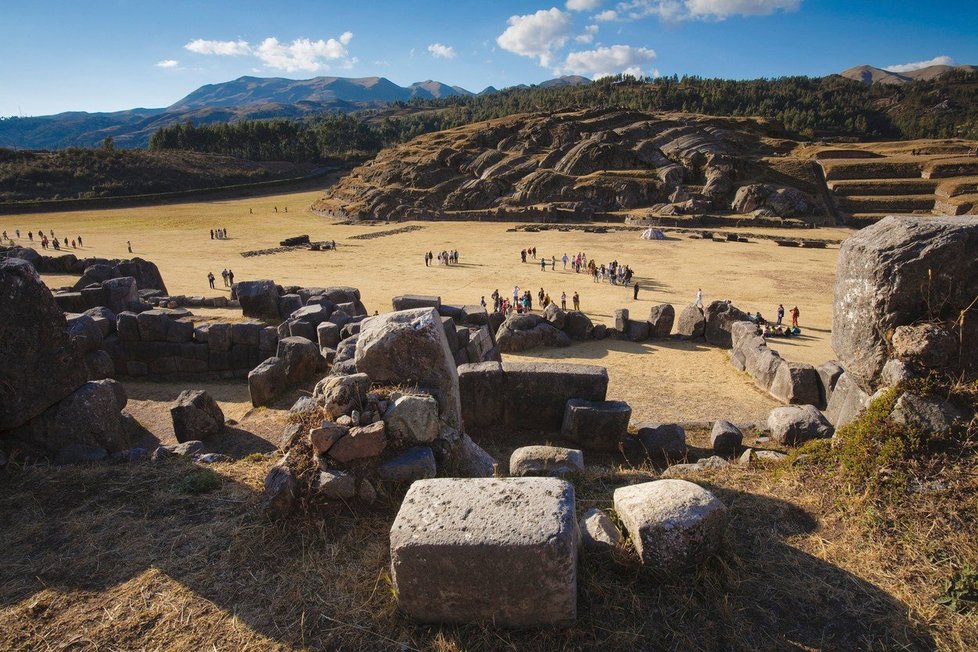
[648,304,675,338]
[392,295,441,311]
[355,308,462,430]
[579,508,623,553]
[704,300,751,348]
[278,294,304,319]
[613,479,727,571]
[457,361,504,431]
[881,359,913,387]
[824,372,871,428]
[629,423,687,460]
[115,257,168,293]
[614,308,629,332]
[261,457,297,519]
[832,216,978,391]
[277,336,324,384]
[384,394,440,443]
[710,420,743,456]
[390,477,579,627]
[329,422,387,463]
[453,433,497,477]
[66,314,104,354]
[627,319,650,342]
[676,303,705,339]
[317,321,341,349]
[560,399,631,452]
[101,277,140,314]
[234,280,281,318]
[313,469,357,500]
[767,405,833,445]
[563,311,594,340]
[891,393,966,437]
[543,303,567,329]
[377,446,437,483]
[509,445,584,478]
[169,389,225,443]
[661,455,731,478]
[0,258,88,430]
[745,345,783,392]
[84,350,115,380]
[313,373,370,419]
[769,361,821,405]
[891,323,956,371]
[248,357,287,407]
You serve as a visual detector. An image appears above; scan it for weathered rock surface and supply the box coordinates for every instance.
[767,405,833,445]
[676,303,706,339]
[248,357,287,407]
[614,479,727,572]
[390,477,579,627]
[579,507,623,553]
[816,360,844,407]
[170,389,225,443]
[731,183,817,217]
[234,280,281,318]
[648,303,675,338]
[377,446,437,483]
[329,421,387,463]
[769,361,821,405]
[314,373,370,419]
[384,394,440,443]
[704,301,751,348]
[832,216,978,391]
[891,393,967,437]
[824,372,871,428]
[710,420,743,455]
[262,458,297,519]
[561,399,631,452]
[628,423,688,460]
[509,445,584,478]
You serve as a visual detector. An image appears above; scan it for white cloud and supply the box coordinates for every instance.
[184,33,355,72]
[184,38,251,56]
[428,43,457,59]
[563,44,656,78]
[496,8,573,67]
[594,9,619,20]
[155,59,180,69]
[566,0,602,10]
[884,55,955,73]
[575,24,600,43]
[614,0,801,21]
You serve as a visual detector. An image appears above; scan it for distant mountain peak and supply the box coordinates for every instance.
[840,63,977,85]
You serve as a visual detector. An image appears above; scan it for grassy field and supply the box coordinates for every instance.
[2,188,977,650]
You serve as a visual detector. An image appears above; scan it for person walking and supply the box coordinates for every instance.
[790,306,800,328]
[695,288,703,309]
[78,235,83,246]
[540,258,546,271]
[424,252,430,267]
[207,272,215,289]
[633,282,640,300]
[776,303,785,326]
[561,292,567,310]
[127,240,132,253]
[572,291,580,311]
[562,253,568,270]
[228,270,235,285]
[222,269,229,287]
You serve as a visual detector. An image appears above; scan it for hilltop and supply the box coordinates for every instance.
[841,63,978,85]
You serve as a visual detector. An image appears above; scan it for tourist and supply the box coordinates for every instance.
[562,253,568,270]
[71,239,76,248]
[540,258,546,271]
[228,269,235,285]
[695,288,703,309]
[532,246,537,258]
[480,296,486,309]
[222,269,229,287]
[560,292,567,310]
[512,285,520,305]
[776,303,785,325]
[27,231,33,241]
[15,229,20,238]
[538,288,545,305]
[127,240,132,253]
[572,291,580,311]
[208,272,215,289]
[210,229,214,240]
[520,249,527,263]
[543,293,551,307]
[790,306,800,327]
[424,252,430,267]
[78,235,83,246]
[633,282,640,300]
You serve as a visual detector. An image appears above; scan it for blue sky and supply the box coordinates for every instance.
[2,0,977,117]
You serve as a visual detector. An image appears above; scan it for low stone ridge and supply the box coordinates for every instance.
[614,479,728,572]
[390,477,579,627]
[509,445,584,478]
[832,216,978,392]
[561,398,631,451]
[170,389,225,443]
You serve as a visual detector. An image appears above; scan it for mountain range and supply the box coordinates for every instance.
[0,75,590,150]
[1,64,974,151]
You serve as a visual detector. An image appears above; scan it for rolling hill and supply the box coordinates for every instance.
[841,63,978,85]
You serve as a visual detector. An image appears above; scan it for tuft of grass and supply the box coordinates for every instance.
[176,469,223,495]
[937,565,978,613]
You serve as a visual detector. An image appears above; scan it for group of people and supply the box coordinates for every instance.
[750,302,802,337]
[3,228,85,250]
[207,268,236,289]
[424,250,460,266]
[210,228,230,240]
[483,286,581,315]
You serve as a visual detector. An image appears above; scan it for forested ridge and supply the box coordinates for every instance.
[148,71,978,162]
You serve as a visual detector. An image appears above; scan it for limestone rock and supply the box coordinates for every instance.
[313,469,357,500]
[676,303,705,339]
[891,393,966,437]
[710,420,743,456]
[579,507,623,553]
[454,433,497,477]
[390,477,579,627]
[277,336,324,385]
[377,446,437,483]
[704,300,751,348]
[384,394,440,443]
[613,479,727,571]
[310,421,348,454]
[767,405,833,445]
[824,372,870,427]
[891,323,955,371]
[509,445,584,478]
[234,280,281,318]
[816,360,844,407]
[769,361,821,405]
[648,304,675,338]
[630,423,687,460]
[329,422,387,463]
[314,373,370,419]
[561,399,631,452]
[248,357,287,407]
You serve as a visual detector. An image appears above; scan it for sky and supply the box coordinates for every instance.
[2,0,977,117]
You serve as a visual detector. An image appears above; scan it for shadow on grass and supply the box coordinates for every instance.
[0,459,936,651]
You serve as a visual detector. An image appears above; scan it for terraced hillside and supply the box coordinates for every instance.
[315,108,830,224]
[809,141,978,225]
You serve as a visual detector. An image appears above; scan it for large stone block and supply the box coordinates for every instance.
[458,361,504,430]
[234,279,281,318]
[614,479,727,572]
[0,258,88,430]
[832,216,978,391]
[501,362,609,433]
[392,295,441,311]
[248,357,287,407]
[390,477,579,627]
[769,361,821,405]
[816,360,844,408]
[768,404,833,445]
[509,445,584,478]
[824,371,871,428]
[676,303,705,339]
[704,301,751,348]
[170,389,225,443]
[277,336,324,385]
[648,303,675,338]
[560,399,631,451]
[355,308,462,430]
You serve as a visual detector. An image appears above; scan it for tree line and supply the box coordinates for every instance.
[148,71,978,162]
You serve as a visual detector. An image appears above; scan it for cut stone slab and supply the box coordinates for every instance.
[769,361,821,406]
[509,445,584,478]
[390,477,579,627]
[613,479,727,572]
[631,423,687,460]
[560,399,631,452]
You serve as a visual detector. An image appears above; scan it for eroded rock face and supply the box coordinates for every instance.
[170,389,225,443]
[832,216,978,391]
[234,280,281,318]
[677,303,706,339]
[318,108,803,221]
[731,184,816,217]
[767,405,833,445]
[1,258,88,431]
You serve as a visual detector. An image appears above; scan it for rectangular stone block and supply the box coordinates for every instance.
[231,322,261,346]
[561,399,632,451]
[502,362,609,433]
[458,361,504,431]
[392,295,441,311]
[390,477,578,627]
[208,323,232,352]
